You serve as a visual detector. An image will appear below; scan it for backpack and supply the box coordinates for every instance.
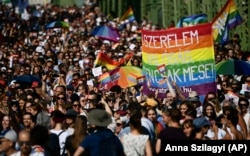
[97,130,124,156]
[57,130,67,156]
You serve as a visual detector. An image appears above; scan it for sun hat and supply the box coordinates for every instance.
[0,129,17,142]
[88,109,112,127]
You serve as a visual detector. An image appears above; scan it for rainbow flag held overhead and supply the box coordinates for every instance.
[141,23,216,100]
[176,13,208,28]
[212,0,243,45]
[94,52,134,71]
[98,72,111,84]
[120,7,135,23]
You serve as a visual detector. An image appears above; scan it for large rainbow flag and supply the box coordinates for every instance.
[212,0,243,45]
[142,23,216,99]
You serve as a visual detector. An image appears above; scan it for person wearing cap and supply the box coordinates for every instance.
[74,108,124,156]
[65,109,77,135]
[192,117,212,140]
[0,129,17,156]
[188,91,203,118]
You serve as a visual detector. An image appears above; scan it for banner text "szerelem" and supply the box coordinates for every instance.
[142,30,199,49]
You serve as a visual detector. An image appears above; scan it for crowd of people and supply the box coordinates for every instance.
[0,2,250,156]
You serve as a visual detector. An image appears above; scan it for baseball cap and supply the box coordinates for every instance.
[46,58,53,62]
[65,109,77,117]
[193,117,211,129]
[0,129,17,142]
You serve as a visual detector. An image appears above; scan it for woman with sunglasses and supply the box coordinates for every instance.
[54,93,67,114]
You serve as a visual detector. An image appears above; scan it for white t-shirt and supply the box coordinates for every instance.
[10,150,44,156]
[206,128,226,140]
[50,129,70,155]
[122,133,149,156]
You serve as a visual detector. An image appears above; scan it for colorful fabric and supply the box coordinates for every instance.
[155,121,165,137]
[176,13,208,28]
[94,52,134,70]
[120,7,135,22]
[98,72,111,84]
[98,66,144,90]
[141,23,216,99]
[212,0,243,45]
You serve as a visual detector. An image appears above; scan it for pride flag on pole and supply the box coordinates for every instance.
[120,7,135,23]
[141,23,216,99]
[94,52,134,71]
[98,72,111,84]
[212,0,243,45]
[176,13,208,28]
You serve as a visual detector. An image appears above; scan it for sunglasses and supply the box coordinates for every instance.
[239,103,248,107]
[57,97,65,100]
[73,104,80,107]
[87,99,95,102]
[19,141,31,146]
[116,123,122,127]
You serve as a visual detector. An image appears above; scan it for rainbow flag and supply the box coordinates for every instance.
[212,0,243,45]
[94,52,134,70]
[120,7,135,22]
[98,72,111,84]
[141,23,216,99]
[176,13,208,28]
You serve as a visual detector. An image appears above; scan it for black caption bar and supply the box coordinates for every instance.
[158,140,250,156]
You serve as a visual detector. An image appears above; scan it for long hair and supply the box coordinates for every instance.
[70,115,88,151]
[129,113,142,133]
[202,103,217,121]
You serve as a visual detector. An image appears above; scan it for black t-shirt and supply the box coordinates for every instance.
[44,133,60,156]
[157,127,188,156]
[158,127,188,140]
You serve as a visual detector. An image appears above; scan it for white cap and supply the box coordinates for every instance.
[0,130,17,142]
[35,46,44,53]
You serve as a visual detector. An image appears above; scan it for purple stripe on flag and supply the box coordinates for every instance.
[143,82,216,99]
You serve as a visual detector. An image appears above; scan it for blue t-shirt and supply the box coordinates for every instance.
[80,129,123,156]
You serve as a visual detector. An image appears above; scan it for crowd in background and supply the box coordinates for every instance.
[0,2,250,156]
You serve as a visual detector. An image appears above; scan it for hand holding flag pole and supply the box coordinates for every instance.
[157,64,176,98]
